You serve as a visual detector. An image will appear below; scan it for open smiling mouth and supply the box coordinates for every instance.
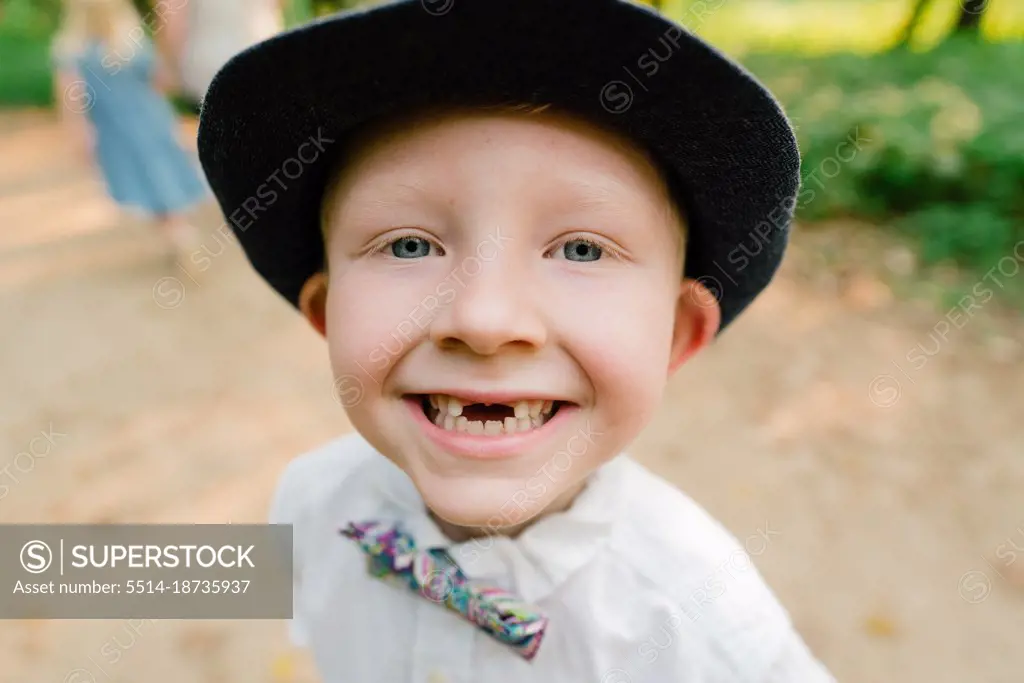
[417,394,566,436]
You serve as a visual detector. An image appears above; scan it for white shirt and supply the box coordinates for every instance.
[269,433,835,683]
[178,0,284,102]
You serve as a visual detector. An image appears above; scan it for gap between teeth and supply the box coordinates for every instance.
[429,395,554,434]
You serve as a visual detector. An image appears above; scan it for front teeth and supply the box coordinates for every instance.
[429,395,557,435]
[448,397,463,417]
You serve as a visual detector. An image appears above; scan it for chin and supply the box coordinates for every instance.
[418,474,550,531]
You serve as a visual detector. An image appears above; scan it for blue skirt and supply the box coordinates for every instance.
[67,41,209,216]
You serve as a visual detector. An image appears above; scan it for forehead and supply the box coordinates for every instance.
[320,107,685,234]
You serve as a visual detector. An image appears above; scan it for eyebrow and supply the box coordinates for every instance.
[561,176,687,252]
[363,181,434,209]
[326,181,448,237]
[328,181,437,228]
[562,179,623,208]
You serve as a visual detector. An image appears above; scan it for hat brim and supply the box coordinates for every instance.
[198,0,800,331]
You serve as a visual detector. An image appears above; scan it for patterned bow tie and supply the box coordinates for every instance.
[340,521,549,661]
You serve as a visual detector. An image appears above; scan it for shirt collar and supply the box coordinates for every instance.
[367,455,628,601]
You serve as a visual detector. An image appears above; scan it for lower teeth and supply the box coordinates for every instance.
[430,407,550,434]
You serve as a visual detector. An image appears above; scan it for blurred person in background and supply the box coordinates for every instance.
[51,0,208,262]
[159,0,289,115]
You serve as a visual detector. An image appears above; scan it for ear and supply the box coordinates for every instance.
[298,272,329,338]
[668,278,721,374]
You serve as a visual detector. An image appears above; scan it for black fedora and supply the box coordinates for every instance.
[197,0,800,332]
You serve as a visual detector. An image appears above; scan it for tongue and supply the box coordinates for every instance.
[462,403,514,422]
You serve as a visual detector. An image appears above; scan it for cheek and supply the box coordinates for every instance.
[553,275,677,425]
[324,268,432,384]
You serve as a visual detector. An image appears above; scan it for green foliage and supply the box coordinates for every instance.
[0,0,308,109]
[1,0,62,37]
[747,37,1024,273]
[693,0,1024,56]
[0,22,53,107]
[309,0,374,16]
[1,0,1021,290]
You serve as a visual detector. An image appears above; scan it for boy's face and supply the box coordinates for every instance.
[304,110,719,531]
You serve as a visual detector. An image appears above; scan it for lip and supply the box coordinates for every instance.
[415,389,568,404]
[403,396,579,460]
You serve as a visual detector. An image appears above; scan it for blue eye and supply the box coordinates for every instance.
[562,239,603,262]
[390,236,433,258]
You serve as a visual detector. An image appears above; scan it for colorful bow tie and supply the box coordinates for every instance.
[340,521,549,661]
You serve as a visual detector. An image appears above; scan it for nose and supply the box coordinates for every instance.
[429,255,546,356]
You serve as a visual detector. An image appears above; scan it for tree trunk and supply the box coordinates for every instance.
[955,0,987,35]
[895,0,933,48]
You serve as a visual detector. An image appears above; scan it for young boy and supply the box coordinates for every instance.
[197,1,835,680]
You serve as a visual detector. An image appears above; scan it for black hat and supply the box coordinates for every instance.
[197,0,800,332]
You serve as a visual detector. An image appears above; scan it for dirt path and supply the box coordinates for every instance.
[1,109,1022,683]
